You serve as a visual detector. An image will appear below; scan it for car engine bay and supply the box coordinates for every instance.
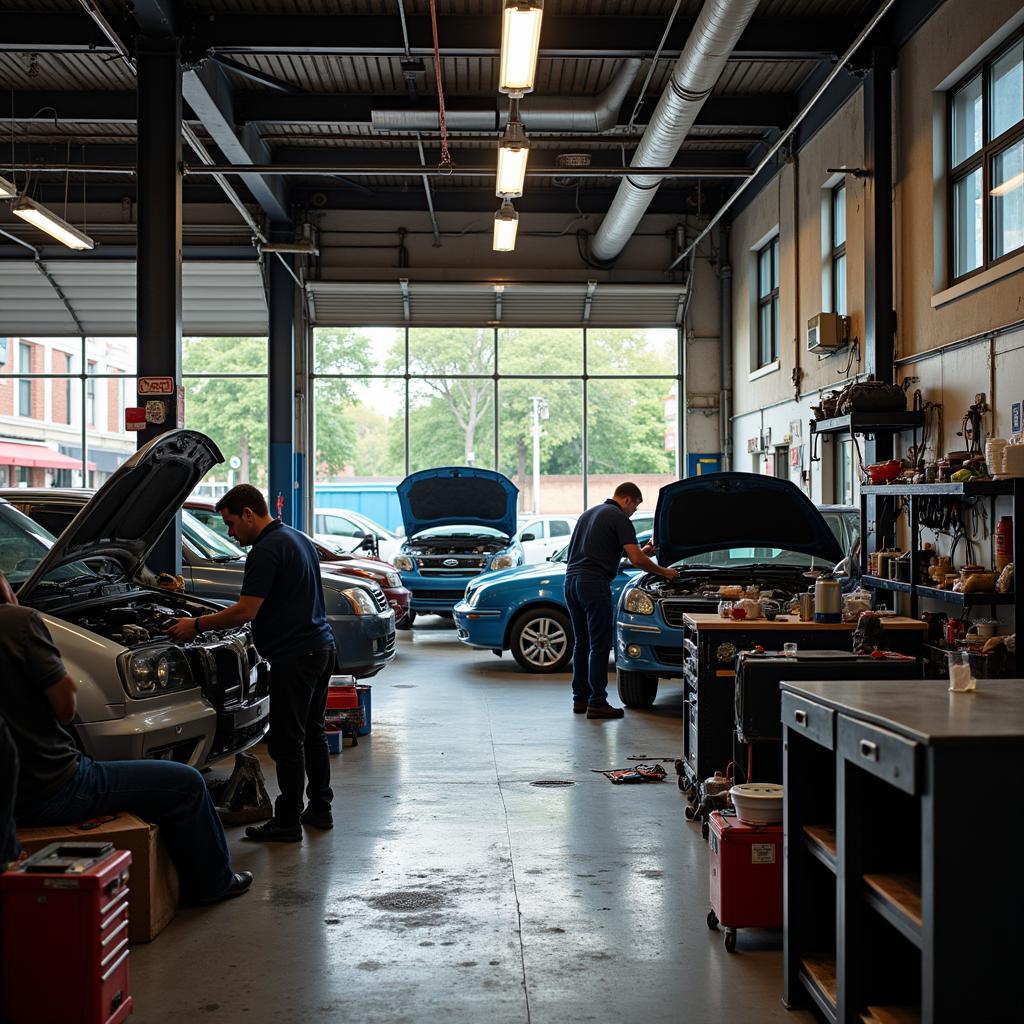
[640,571,810,606]
[70,595,240,648]
[407,536,508,556]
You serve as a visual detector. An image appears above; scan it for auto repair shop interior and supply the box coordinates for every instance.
[1,1,1023,1022]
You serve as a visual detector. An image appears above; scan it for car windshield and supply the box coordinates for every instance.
[351,512,397,540]
[190,508,243,549]
[412,526,508,540]
[0,503,99,588]
[672,547,834,570]
[183,511,244,561]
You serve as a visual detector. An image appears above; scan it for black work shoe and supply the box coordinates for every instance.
[197,871,254,904]
[586,702,625,719]
[573,702,588,714]
[244,819,302,843]
[300,807,334,830]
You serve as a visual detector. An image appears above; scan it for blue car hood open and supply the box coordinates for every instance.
[654,472,844,566]
[397,467,519,539]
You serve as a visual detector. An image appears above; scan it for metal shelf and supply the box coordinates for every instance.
[810,411,925,436]
[862,480,1016,497]
[861,575,913,594]
[915,584,1015,606]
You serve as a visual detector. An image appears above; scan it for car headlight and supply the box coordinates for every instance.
[394,555,414,572]
[490,554,518,570]
[340,587,377,615]
[623,587,655,615]
[118,646,194,699]
[385,572,402,587]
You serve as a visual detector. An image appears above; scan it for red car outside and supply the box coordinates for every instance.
[185,500,411,625]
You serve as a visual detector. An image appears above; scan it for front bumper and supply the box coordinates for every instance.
[406,577,479,613]
[615,614,685,677]
[452,602,507,648]
[384,585,412,624]
[328,609,396,678]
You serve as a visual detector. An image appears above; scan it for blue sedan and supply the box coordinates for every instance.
[452,533,650,672]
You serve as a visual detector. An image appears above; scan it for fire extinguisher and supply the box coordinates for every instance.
[276,493,285,521]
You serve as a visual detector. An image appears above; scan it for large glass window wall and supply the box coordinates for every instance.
[312,326,681,519]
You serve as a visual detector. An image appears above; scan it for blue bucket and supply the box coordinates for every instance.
[356,685,371,736]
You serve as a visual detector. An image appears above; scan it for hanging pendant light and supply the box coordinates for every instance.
[499,1,544,97]
[492,200,519,252]
[0,175,16,198]
[495,119,530,198]
[10,196,95,250]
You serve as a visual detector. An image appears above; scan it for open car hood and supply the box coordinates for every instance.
[20,430,223,599]
[654,472,844,566]
[397,467,519,539]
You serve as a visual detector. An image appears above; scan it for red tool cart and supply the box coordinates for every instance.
[1,841,133,1024]
[706,811,782,953]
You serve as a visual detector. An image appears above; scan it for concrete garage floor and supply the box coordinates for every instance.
[131,619,812,1024]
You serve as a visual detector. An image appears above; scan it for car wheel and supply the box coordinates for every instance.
[396,610,416,630]
[510,607,572,673]
[617,668,659,707]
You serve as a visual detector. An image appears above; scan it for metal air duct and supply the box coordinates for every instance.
[371,58,641,134]
[591,0,760,261]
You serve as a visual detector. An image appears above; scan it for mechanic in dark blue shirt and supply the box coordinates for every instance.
[168,485,336,843]
[564,483,677,719]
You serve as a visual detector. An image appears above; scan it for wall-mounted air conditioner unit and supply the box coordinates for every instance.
[807,312,850,352]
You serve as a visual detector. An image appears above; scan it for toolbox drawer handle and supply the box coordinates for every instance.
[101,948,130,984]
[101,937,129,969]
[859,739,879,762]
[100,887,130,917]
[101,919,129,947]
[793,709,808,726]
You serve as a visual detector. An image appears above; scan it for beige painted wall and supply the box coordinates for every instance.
[897,0,1024,356]
[730,90,866,421]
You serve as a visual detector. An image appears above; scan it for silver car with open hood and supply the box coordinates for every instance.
[0,429,269,766]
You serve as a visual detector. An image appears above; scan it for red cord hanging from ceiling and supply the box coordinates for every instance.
[429,0,454,172]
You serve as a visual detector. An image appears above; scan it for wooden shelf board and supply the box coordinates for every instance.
[860,1007,921,1024]
[864,873,923,927]
[803,824,838,863]
[800,954,838,1010]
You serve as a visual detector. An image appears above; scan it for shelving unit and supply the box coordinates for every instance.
[782,679,1024,1023]
[810,411,926,437]
[858,480,1021,674]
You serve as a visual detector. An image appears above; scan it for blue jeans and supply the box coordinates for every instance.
[564,574,613,705]
[16,755,234,903]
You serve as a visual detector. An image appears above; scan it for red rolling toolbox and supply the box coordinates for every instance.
[706,811,782,953]
[1,841,133,1024]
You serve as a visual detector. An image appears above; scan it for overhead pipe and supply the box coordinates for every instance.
[370,58,641,133]
[591,0,759,262]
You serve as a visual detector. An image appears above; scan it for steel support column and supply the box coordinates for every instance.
[268,231,297,527]
[863,45,896,554]
[136,36,183,573]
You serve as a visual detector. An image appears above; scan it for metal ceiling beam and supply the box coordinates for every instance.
[0,13,858,60]
[192,14,859,60]
[6,90,794,132]
[181,60,290,222]
[130,0,178,36]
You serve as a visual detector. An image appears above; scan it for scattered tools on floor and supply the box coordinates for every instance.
[592,764,668,784]
[626,754,678,762]
[207,752,273,825]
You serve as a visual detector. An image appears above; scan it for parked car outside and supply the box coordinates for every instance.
[0,430,269,767]
[515,514,578,564]
[312,507,403,562]
[186,499,410,625]
[392,467,525,625]
[8,490,397,680]
[452,531,651,672]
[613,473,851,708]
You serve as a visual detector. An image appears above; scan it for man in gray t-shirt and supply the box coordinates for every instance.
[0,573,252,904]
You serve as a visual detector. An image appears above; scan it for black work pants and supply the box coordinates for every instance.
[267,648,335,828]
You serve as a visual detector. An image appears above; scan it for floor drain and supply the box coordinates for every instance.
[530,780,575,788]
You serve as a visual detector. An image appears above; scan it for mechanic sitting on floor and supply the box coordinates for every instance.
[168,484,336,843]
[0,572,251,903]
[564,482,678,719]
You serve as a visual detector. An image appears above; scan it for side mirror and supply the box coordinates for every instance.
[520,532,536,542]
[358,532,378,554]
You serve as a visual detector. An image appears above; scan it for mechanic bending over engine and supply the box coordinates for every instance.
[168,484,337,844]
[0,572,251,903]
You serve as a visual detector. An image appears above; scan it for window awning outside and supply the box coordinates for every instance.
[0,261,268,336]
[305,280,687,328]
[0,441,95,471]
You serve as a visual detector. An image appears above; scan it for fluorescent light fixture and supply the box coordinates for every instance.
[493,200,519,252]
[0,175,16,198]
[499,1,544,97]
[991,170,1024,197]
[10,196,94,250]
[496,120,530,198]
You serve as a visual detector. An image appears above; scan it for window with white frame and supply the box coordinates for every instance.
[756,236,780,367]
[949,35,1024,281]
[831,182,848,314]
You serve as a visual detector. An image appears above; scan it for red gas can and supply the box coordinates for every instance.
[707,811,783,952]
[1,842,133,1024]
